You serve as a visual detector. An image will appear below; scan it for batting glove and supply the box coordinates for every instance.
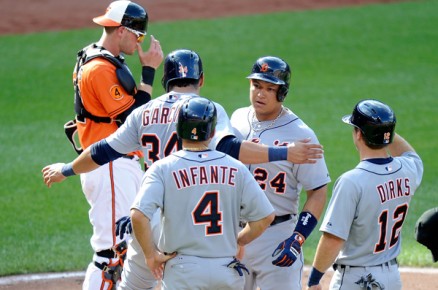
[271,232,305,267]
[115,216,132,240]
[227,258,249,276]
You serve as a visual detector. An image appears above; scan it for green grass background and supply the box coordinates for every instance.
[1,0,437,276]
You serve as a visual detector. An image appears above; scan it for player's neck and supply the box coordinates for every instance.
[182,140,209,151]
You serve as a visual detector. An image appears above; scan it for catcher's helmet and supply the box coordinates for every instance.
[247,56,291,102]
[176,97,217,142]
[162,49,203,92]
[93,1,148,34]
[415,207,438,262]
[342,99,396,146]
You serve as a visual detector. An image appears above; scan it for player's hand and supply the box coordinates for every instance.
[307,285,322,290]
[115,216,132,240]
[42,163,67,188]
[272,232,304,267]
[137,35,163,69]
[146,251,177,280]
[287,138,323,164]
[227,258,249,276]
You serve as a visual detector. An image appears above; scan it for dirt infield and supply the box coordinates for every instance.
[2,0,437,289]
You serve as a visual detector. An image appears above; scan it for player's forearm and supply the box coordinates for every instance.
[71,147,100,174]
[387,133,415,157]
[312,232,344,273]
[302,186,328,220]
[131,209,155,258]
[237,213,275,246]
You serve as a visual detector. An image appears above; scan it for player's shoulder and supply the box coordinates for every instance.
[230,106,250,120]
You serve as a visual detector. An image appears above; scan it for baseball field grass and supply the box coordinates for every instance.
[1,0,437,276]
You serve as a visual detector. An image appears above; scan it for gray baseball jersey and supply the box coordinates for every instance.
[320,151,423,266]
[132,149,275,257]
[231,106,331,215]
[231,106,330,290]
[106,92,234,170]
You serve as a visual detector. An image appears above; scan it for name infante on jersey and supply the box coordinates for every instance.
[172,165,239,189]
[377,177,411,204]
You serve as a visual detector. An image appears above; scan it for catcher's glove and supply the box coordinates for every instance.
[227,258,249,276]
[115,216,132,240]
[272,232,304,267]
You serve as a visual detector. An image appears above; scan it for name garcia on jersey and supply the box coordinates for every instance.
[142,106,180,126]
[377,177,411,204]
[172,165,238,189]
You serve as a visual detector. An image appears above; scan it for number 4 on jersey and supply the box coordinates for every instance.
[192,191,223,236]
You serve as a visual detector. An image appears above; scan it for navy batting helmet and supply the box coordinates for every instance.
[342,99,396,146]
[162,49,203,92]
[93,1,148,34]
[176,97,217,142]
[247,56,291,102]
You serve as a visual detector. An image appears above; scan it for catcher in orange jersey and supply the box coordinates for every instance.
[62,1,163,289]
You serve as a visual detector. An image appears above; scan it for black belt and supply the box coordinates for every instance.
[122,154,136,160]
[239,214,293,228]
[270,214,293,226]
[96,249,117,259]
[333,258,398,271]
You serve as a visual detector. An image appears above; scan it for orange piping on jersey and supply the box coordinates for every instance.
[109,161,116,247]
[110,98,135,117]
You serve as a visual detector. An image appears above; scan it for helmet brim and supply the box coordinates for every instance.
[342,114,353,125]
[247,73,285,85]
[93,16,120,27]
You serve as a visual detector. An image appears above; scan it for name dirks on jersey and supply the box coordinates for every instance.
[377,177,411,204]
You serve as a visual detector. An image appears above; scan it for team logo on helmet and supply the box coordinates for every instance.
[178,62,188,77]
[190,128,198,140]
[260,63,269,72]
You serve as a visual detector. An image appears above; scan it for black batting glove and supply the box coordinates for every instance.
[115,216,132,240]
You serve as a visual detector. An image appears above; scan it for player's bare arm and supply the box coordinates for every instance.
[131,209,176,280]
[237,213,275,246]
[307,232,345,289]
[137,35,163,94]
[387,133,415,156]
[41,146,99,188]
[302,186,328,220]
[238,138,323,165]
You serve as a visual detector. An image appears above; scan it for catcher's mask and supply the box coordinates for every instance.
[247,56,291,102]
[342,99,396,147]
[176,97,217,142]
[162,49,203,92]
[93,1,148,34]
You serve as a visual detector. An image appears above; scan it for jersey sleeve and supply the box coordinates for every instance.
[83,58,135,118]
[131,162,165,220]
[106,107,143,154]
[209,102,235,149]
[319,173,359,240]
[295,131,331,190]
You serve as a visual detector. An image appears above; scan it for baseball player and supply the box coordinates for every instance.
[230,56,330,290]
[54,1,162,289]
[415,207,438,263]
[42,49,323,290]
[131,97,276,289]
[307,99,424,290]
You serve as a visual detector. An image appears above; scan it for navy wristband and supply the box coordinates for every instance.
[268,146,287,161]
[308,267,324,286]
[141,66,155,86]
[294,211,318,239]
[61,163,76,177]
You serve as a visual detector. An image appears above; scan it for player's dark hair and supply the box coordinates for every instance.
[167,78,200,91]
[354,127,387,150]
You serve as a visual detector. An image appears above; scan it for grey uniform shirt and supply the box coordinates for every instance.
[106,92,234,170]
[230,106,331,215]
[131,149,275,257]
[320,151,423,266]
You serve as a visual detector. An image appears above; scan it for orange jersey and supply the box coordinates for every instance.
[74,57,136,148]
